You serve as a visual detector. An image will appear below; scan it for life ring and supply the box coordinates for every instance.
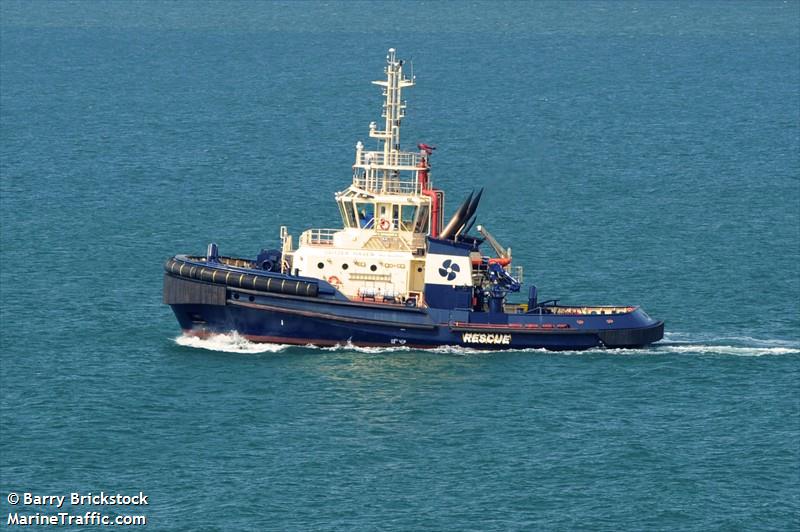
[379,218,391,231]
[327,275,342,287]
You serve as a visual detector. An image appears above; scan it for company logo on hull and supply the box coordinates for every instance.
[462,333,512,345]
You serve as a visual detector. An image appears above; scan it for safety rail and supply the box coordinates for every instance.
[355,150,421,169]
[505,303,529,314]
[555,306,635,315]
[526,305,636,316]
[511,265,524,284]
[185,255,256,269]
[299,228,338,246]
[352,175,421,195]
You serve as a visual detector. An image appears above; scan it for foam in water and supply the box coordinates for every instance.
[320,340,412,354]
[174,332,799,357]
[174,332,290,354]
[653,344,798,357]
[660,332,800,356]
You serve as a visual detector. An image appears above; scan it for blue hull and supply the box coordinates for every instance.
[164,266,664,351]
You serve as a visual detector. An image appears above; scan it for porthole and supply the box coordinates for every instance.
[317,262,324,269]
[342,263,349,270]
[249,296,255,302]
[417,267,423,273]
[370,264,377,272]
[233,293,240,300]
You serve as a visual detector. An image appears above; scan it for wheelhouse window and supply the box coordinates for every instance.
[414,205,430,233]
[355,202,374,228]
[339,200,357,228]
[401,205,417,231]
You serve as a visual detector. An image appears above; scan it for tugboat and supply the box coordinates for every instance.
[163,48,663,350]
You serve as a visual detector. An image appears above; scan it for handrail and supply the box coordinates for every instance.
[299,228,338,246]
[355,150,421,169]
[526,305,635,316]
[352,175,421,195]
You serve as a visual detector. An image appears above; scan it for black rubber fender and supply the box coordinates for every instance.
[164,257,319,297]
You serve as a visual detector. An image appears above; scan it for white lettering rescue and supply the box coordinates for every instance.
[461,333,512,345]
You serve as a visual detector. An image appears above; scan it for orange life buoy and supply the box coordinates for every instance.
[327,275,342,287]
[379,218,391,230]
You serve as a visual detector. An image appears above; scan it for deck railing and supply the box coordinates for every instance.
[526,305,636,316]
[299,228,338,246]
[352,150,424,194]
[352,175,421,195]
[356,150,421,169]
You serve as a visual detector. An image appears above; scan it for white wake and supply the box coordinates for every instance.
[174,332,290,354]
[173,332,799,357]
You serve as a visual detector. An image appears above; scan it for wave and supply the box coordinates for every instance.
[653,344,798,356]
[173,334,417,355]
[174,332,291,354]
[173,332,799,357]
[658,332,800,356]
[663,331,797,347]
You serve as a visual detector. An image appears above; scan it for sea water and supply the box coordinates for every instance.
[1,2,798,530]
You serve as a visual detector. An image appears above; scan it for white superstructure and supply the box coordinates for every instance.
[281,49,443,304]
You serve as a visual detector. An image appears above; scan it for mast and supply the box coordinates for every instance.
[370,48,414,160]
[351,48,420,195]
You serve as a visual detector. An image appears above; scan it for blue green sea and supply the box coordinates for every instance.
[1,1,798,530]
